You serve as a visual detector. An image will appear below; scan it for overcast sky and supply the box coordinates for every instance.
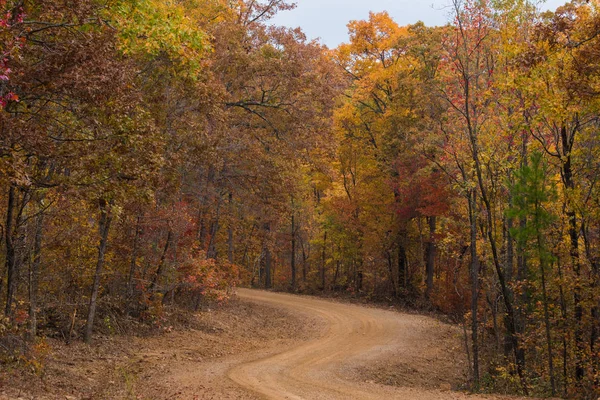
[270,0,569,47]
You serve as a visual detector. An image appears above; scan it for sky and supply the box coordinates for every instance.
[270,0,569,48]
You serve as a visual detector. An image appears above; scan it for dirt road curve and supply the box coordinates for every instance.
[228,289,517,400]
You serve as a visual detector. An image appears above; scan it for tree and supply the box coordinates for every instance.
[508,151,558,395]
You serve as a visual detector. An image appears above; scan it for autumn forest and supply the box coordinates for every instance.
[1,0,599,398]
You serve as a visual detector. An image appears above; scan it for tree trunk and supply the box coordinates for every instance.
[3,184,27,317]
[559,124,583,383]
[300,235,308,283]
[582,220,599,386]
[84,200,113,343]
[397,235,407,291]
[468,189,480,389]
[556,259,569,396]
[321,230,327,290]
[265,246,272,289]
[333,260,340,288]
[126,214,141,312]
[264,223,272,289]
[504,214,515,358]
[505,215,514,281]
[357,266,363,292]
[537,232,556,395]
[514,215,528,363]
[197,166,216,248]
[207,197,222,259]
[592,301,599,387]
[291,212,296,290]
[4,185,16,316]
[28,210,44,340]
[386,250,397,297]
[425,216,436,299]
[228,193,234,264]
[149,228,173,295]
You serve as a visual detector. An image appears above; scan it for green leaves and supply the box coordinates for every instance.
[507,151,557,254]
[108,0,210,75]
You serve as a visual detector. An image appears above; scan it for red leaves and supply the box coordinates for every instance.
[0,1,24,109]
[177,250,240,302]
[393,154,451,222]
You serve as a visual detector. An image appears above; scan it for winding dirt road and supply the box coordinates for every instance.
[0,288,533,400]
[228,289,520,400]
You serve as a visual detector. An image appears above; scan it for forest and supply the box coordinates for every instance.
[0,0,599,398]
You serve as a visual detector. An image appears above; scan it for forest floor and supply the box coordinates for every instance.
[1,289,532,400]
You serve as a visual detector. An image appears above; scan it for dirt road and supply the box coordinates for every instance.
[2,289,527,399]
[228,289,520,400]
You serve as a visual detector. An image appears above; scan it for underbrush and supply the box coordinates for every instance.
[0,294,229,380]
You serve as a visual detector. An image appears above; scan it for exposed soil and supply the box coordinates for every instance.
[0,298,318,400]
[229,289,528,400]
[1,289,531,399]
